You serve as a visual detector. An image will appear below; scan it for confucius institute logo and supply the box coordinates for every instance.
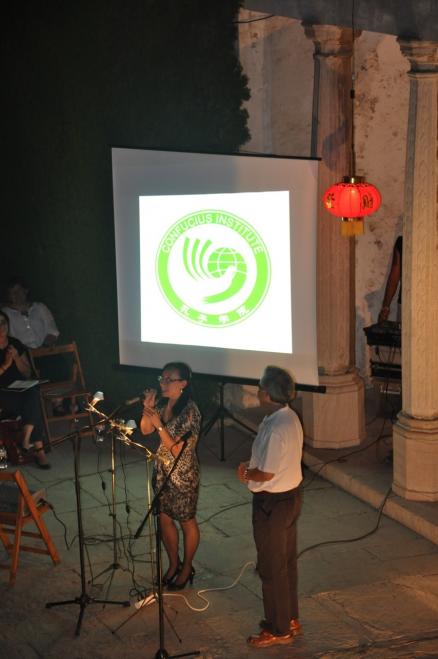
[156,209,271,327]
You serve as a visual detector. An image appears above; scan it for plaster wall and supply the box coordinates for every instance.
[354,32,409,374]
[239,12,409,382]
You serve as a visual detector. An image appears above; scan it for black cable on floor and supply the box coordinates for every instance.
[297,485,393,559]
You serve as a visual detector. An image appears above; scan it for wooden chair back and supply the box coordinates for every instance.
[29,341,95,443]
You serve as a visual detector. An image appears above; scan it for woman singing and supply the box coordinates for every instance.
[140,362,201,590]
[0,310,50,468]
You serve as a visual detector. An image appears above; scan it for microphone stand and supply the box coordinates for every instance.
[132,438,200,659]
[45,420,130,636]
[90,424,129,596]
[86,401,155,599]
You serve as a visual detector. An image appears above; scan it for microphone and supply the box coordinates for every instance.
[123,419,137,436]
[89,391,104,407]
[125,388,157,407]
[113,419,137,437]
[124,395,142,406]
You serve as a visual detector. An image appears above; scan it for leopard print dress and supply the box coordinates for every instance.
[153,399,201,521]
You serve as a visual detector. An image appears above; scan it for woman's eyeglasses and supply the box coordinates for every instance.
[157,376,183,384]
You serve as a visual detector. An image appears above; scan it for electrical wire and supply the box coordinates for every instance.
[161,560,257,613]
[199,500,250,525]
[41,407,396,617]
[302,414,392,490]
[297,484,393,558]
[234,14,275,25]
[161,481,392,614]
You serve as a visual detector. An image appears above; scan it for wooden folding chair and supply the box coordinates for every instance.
[29,341,95,444]
[0,470,60,584]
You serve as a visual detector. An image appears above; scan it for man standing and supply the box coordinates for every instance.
[237,365,303,649]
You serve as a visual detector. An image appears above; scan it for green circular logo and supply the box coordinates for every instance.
[156,209,271,327]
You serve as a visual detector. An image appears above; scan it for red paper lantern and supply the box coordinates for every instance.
[323,176,381,236]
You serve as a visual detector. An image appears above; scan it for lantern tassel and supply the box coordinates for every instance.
[340,218,364,237]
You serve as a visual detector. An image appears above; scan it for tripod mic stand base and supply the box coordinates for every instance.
[46,594,130,636]
[91,561,127,581]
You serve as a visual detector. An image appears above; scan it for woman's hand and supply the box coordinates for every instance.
[143,388,157,408]
[142,405,162,430]
[3,349,14,370]
[140,389,158,437]
[8,346,31,378]
[7,345,19,362]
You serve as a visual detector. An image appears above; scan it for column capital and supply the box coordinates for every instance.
[303,24,359,58]
[397,38,438,74]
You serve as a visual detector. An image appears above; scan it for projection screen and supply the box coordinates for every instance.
[112,147,319,385]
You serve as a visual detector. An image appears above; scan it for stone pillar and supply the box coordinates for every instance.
[302,25,365,448]
[393,39,438,501]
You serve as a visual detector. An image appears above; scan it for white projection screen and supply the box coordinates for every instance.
[112,147,319,385]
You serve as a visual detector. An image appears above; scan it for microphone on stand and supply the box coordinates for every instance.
[89,391,105,407]
[122,419,137,436]
[124,395,142,406]
[112,419,137,437]
[124,388,157,407]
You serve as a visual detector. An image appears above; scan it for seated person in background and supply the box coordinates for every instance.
[2,276,66,415]
[2,276,59,348]
[0,311,50,468]
[378,236,402,324]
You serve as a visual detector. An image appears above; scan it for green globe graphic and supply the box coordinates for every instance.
[205,248,247,304]
[207,248,247,278]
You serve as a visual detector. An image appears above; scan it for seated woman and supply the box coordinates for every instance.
[0,310,50,469]
[2,276,59,348]
[2,276,66,415]
[140,362,201,590]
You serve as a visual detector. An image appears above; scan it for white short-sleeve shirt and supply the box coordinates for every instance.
[248,405,303,493]
[2,302,59,349]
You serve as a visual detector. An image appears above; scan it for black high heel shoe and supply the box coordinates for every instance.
[167,566,195,591]
[158,558,182,586]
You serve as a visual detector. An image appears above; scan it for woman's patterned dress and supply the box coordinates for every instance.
[154,399,201,521]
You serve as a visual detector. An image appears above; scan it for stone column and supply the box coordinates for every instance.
[393,39,438,501]
[301,24,365,448]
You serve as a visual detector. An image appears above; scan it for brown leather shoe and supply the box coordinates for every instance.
[259,617,302,636]
[247,629,293,648]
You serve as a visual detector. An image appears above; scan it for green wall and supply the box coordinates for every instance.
[3,0,249,409]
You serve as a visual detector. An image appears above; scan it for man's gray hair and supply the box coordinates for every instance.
[260,365,296,404]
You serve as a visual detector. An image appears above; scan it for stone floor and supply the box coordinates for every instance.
[1,414,438,658]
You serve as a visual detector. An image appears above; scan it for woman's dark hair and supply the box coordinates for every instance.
[260,365,295,405]
[0,310,10,329]
[160,361,194,417]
